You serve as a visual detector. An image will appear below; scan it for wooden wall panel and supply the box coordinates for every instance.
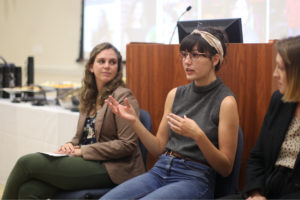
[126,43,188,136]
[126,42,276,188]
[217,43,276,187]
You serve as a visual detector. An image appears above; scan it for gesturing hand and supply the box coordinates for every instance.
[167,113,202,139]
[105,96,137,123]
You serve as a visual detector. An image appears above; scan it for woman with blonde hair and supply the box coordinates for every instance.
[241,35,300,200]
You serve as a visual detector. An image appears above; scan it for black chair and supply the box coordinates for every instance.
[214,127,244,198]
[52,109,152,199]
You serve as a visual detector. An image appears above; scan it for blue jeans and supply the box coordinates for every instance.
[101,154,216,199]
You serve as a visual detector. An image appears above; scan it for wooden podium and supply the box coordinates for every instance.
[126,42,277,188]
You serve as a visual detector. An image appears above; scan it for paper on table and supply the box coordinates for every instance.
[39,152,68,157]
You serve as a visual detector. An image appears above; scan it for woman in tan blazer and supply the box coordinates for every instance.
[2,42,145,199]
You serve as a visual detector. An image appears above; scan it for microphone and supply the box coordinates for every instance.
[169,6,192,44]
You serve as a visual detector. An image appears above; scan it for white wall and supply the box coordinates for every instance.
[1,0,299,86]
[0,0,83,85]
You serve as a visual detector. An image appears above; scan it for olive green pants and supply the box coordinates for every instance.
[2,153,114,199]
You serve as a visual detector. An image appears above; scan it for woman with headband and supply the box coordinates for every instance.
[101,27,239,199]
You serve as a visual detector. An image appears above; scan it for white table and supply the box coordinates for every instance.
[0,99,79,184]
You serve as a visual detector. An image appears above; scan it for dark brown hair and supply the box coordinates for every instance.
[179,27,227,71]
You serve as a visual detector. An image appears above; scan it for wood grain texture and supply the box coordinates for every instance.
[126,42,276,188]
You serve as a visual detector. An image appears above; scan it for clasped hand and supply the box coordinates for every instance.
[55,143,82,156]
[246,191,267,200]
[167,113,202,139]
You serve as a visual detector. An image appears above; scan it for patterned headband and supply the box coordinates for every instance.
[191,29,224,64]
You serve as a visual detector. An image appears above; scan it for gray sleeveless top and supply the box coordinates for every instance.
[165,77,234,165]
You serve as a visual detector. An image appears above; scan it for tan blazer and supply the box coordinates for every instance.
[71,86,145,184]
